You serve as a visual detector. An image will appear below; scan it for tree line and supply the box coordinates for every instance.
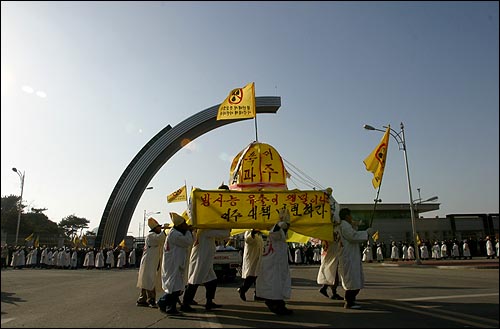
[1,194,94,246]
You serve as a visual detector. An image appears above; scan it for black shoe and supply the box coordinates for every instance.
[180,305,196,312]
[136,301,149,307]
[148,302,158,308]
[189,300,199,305]
[331,293,344,300]
[237,288,246,301]
[205,302,222,310]
[319,287,329,298]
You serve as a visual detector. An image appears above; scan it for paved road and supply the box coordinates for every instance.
[1,260,499,328]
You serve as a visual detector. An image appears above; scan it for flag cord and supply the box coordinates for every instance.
[254,116,258,142]
[369,185,382,228]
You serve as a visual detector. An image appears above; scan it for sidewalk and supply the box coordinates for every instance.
[378,257,499,269]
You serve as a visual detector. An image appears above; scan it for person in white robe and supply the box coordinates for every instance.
[83,249,95,269]
[294,248,302,265]
[486,236,495,259]
[337,208,375,309]
[116,248,127,268]
[317,219,343,300]
[407,244,416,260]
[71,249,78,269]
[402,243,409,261]
[431,242,441,260]
[180,228,230,311]
[451,242,460,259]
[237,229,264,301]
[376,243,384,262]
[95,249,105,269]
[106,248,115,269]
[128,248,136,268]
[440,241,448,259]
[256,208,293,315]
[362,244,373,263]
[462,240,472,260]
[136,217,167,308]
[390,242,399,261]
[420,244,430,260]
[158,212,194,315]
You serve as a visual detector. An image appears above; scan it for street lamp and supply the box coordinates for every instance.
[364,122,422,265]
[139,186,155,238]
[12,168,25,246]
[143,210,161,239]
[413,192,439,218]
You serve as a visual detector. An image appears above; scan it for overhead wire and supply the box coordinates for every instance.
[282,158,326,191]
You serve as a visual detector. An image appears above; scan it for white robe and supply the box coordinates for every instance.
[338,220,368,290]
[83,250,94,267]
[95,250,105,268]
[137,230,166,290]
[128,249,136,266]
[106,250,115,267]
[256,225,291,300]
[117,250,127,268]
[161,228,193,293]
[317,226,341,285]
[362,246,373,262]
[462,242,471,257]
[187,229,230,285]
[242,230,264,278]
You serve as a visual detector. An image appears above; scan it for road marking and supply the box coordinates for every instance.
[1,318,15,325]
[395,292,499,301]
[379,301,499,328]
[197,312,222,328]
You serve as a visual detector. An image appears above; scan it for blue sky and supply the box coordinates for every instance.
[2,1,498,237]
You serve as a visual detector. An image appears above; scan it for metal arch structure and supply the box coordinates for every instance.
[94,96,282,249]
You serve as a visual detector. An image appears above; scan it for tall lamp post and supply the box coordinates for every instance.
[140,186,154,239]
[143,210,161,239]
[12,168,25,246]
[364,122,422,265]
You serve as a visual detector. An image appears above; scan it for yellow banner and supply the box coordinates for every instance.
[191,189,334,241]
[230,228,311,244]
[167,185,187,203]
[363,126,390,188]
[81,235,88,247]
[216,82,256,120]
[229,142,288,190]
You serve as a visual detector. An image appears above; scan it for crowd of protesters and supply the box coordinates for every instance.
[0,244,143,270]
[2,235,498,271]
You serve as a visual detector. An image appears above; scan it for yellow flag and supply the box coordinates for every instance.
[81,235,88,247]
[73,236,80,247]
[34,235,40,248]
[167,185,187,203]
[416,233,421,246]
[118,239,126,248]
[363,126,390,188]
[216,82,256,120]
[25,232,35,241]
[372,231,379,241]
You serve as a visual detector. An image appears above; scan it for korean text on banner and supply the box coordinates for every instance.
[216,82,256,120]
[190,188,334,241]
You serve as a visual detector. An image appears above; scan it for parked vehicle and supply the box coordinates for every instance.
[213,248,242,282]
